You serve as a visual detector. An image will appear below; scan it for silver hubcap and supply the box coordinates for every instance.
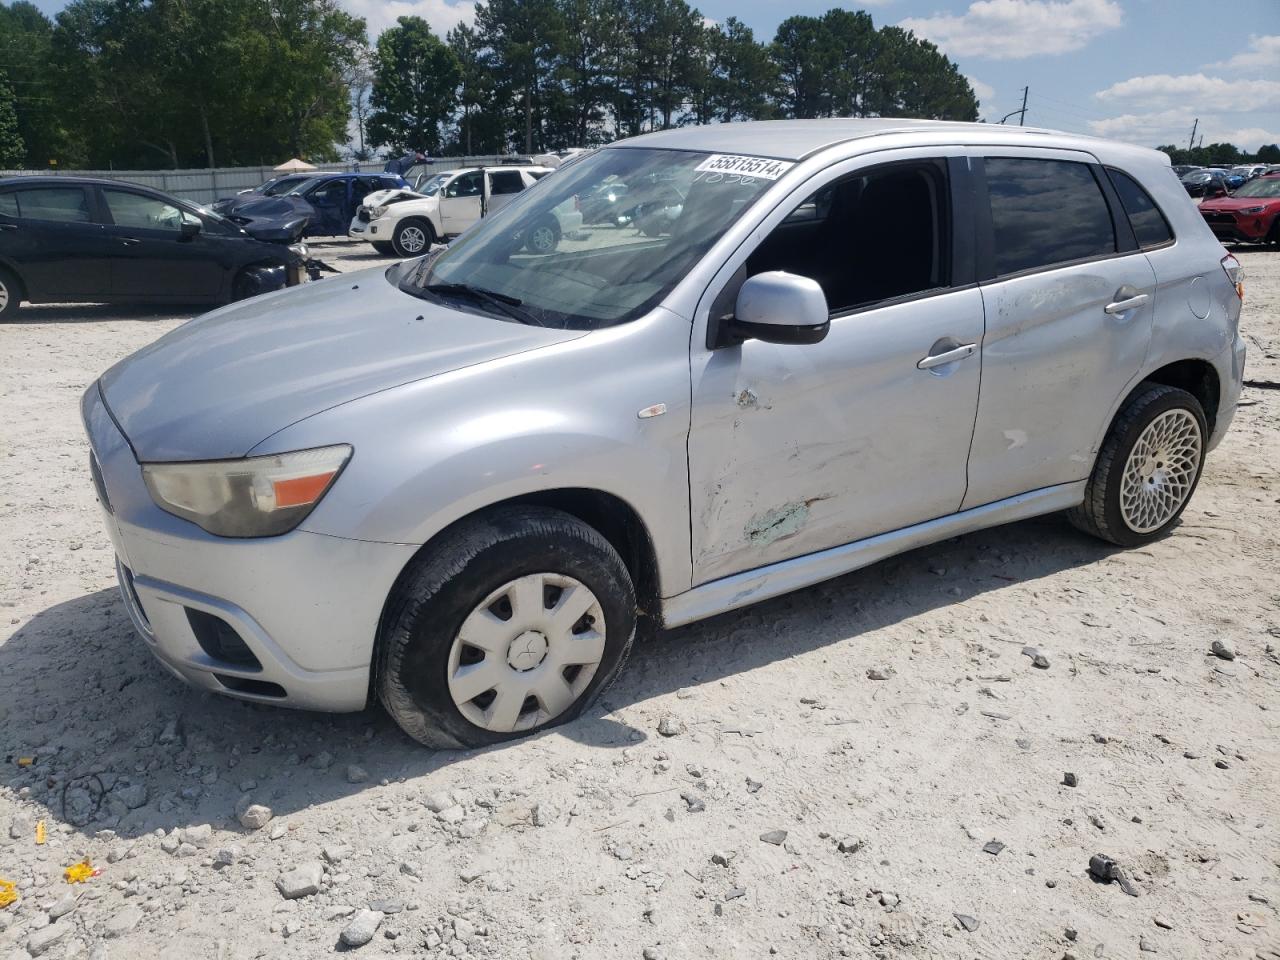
[0,279,8,311]
[399,226,427,253]
[1120,408,1202,533]
[530,226,555,251]
[447,573,606,733]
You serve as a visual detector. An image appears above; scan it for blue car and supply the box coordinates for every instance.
[225,172,408,238]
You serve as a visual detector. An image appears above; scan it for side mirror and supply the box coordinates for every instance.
[725,271,830,346]
[180,218,201,241]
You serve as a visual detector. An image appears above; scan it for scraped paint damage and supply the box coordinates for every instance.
[745,495,832,546]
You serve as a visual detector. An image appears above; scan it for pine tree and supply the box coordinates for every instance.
[0,71,26,168]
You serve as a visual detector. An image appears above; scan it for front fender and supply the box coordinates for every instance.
[251,307,696,596]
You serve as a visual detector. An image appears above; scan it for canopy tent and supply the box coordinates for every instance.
[273,158,317,172]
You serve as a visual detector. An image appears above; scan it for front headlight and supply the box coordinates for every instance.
[1238,205,1265,215]
[288,242,308,258]
[371,205,388,218]
[142,445,351,538]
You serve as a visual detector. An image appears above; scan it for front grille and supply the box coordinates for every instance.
[357,207,371,223]
[89,452,111,514]
[1201,213,1236,225]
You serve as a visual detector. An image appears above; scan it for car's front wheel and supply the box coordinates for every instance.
[524,216,560,254]
[1068,383,1207,547]
[0,266,22,320]
[378,506,636,749]
[392,218,434,257]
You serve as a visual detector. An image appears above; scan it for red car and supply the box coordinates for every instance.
[1199,172,1280,244]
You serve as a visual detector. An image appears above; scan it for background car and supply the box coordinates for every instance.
[1228,164,1267,182]
[228,172,406,238]
[0,176,307,318]
[211,174,313,215]
[350,165,558,256]
[1199,172,1280,244]
[1171,164,1202,178]
[1182,168,1233,198]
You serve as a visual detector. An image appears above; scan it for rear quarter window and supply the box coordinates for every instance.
[0,192,16,218]
[985,157,1115,276]
[1106,168,1173,248]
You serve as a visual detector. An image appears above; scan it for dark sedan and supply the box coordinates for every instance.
[211,173,313,215]
[0,176,309,319]
[1182,169,1233,198]
[226,172,406,238]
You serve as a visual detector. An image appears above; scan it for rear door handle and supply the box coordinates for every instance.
[1104,292,1150,315]
[0,223,16,231]
[917,343,976,370]
[120,237,141,246]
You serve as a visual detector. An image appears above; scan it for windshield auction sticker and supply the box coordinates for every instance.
[694,155,795,180]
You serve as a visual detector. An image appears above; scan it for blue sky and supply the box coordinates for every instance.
[23,0,1280,150]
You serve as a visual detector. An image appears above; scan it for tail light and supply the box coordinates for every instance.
[1221,253,1244,301]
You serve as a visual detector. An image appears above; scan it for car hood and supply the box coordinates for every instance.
[1200,196,1280,212]
[364,188,430,209]
[99,265,587,462]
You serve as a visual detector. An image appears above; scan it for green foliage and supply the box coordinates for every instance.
[1258,144,1280,164]
[1157,142,1274,167]
[26,0,364,169]
[0,70,24,167]
[367,16,460,153]
[0,1,69,167]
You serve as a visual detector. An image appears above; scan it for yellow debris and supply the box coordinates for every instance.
[16,757,33,767]
[35,820,46,845]
[0,878,17,909]
[63,860,95,884]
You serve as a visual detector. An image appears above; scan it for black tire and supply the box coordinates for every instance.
[524,215,561,254]
[371,241,396,256]
[392,218,435,258]
[0,265,22,320]
[1067,383,1207,547]
[378,506,636,749]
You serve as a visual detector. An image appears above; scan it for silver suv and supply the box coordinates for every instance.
[84,120,1246,748]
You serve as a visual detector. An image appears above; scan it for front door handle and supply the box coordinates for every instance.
[120,237,141,246]
[0,223,16,231]
[1104,289,1150,315]
[917,343,976,370]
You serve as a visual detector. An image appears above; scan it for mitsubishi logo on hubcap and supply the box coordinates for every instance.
[506,631,549,672]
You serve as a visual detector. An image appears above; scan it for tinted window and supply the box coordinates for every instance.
[985,158,1115,276]
[309,180,346,204]
[489,170,525,195]
[747,162,949,313]
[445,171,483,198]
[1106,169,1173,248]
[104,190,184,231]
[0,192,16,218]
[13,187,91,223]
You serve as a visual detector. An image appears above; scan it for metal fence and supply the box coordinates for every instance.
[0,156,523,205]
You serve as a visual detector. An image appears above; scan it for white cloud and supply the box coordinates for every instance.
[1206,34,1280,75]
[965,75,994,105]
[899,0,1122,60]
[342,0,476,39]
[1095,73,1280,112]
[1087,110,1280,152]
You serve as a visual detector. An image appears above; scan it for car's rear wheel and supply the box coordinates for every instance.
[371,241,396,256]
[1068,383,1207,547]
[524,216,560,254]
[392,218,434,257]
[0,266,22,320]
[378,506,636,749]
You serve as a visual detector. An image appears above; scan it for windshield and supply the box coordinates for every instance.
[285,177,322,196]
[1232,176,1280,198]
[401,147,780,329]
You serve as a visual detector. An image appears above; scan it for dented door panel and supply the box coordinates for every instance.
[688,288,985,585]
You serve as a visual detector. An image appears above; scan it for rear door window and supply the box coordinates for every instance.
[11,187,92,223]
[984,158,1115,276]
[1106,168,1173,248]
[0,192,16,218]
[488,170,526,195]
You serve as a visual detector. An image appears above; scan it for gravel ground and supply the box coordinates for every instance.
[1,237,1278,960]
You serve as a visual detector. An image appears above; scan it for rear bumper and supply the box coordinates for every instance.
[83,383,417,712]
[1208,333,1247,452]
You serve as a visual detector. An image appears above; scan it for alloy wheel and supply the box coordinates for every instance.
[529,225,556,253]
[1119,408,1202,533]
[0,278,8,312]
[398,225,427,254]
[446,572,606,733]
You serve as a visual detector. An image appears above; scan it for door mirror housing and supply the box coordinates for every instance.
[725,271,830,346]
[179,217,201,241]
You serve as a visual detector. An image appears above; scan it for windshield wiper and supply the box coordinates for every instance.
[424,282,542,326]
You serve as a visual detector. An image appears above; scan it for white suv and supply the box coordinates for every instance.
[350,164,581,257]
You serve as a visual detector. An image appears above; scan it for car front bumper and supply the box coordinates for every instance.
[1200,211,1273,243]
[82,383,418,712]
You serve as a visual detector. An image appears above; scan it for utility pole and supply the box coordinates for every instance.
[999,87,1029,125]
[1189,118,1198,151]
